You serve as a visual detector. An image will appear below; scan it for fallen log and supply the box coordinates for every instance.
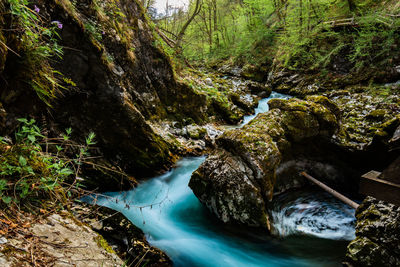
[300,172,359,209]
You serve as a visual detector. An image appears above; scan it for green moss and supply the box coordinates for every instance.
[94,234,115,254]
[379,115,400,132]
[366,109,387,120]
[282,110,320,141]
[187,126,206,140]
[305,95,341,119]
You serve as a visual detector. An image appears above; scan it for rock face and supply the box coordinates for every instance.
[0,0,207,182]
[345,197,400,267]
[389,125,400,150]
[189,97,342,228]
[73,204,172,267]
[0,213,124,267]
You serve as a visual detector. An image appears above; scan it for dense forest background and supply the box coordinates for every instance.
[150,0,400,75]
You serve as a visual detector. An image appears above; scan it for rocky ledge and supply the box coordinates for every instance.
[73,204,172,267]
[0,212,123,267]
[0,205,171,267]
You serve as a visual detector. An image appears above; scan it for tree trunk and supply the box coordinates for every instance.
[347,0,355,12]
[175,0,203,48]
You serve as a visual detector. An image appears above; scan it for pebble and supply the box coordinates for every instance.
[204,78,213,86]
[0,237,8,244]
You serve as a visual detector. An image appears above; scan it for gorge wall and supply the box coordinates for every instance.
[0,0,207,188]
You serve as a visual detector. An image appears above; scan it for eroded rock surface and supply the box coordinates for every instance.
[345,197,400,267]
[73,204,172,267]
[189,97,341,228]
[0,213,123,267]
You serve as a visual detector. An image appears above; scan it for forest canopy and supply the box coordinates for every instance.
[151,0,400,71]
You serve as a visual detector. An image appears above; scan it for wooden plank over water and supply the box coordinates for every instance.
[300,172,359,209]
[360,171,400,207]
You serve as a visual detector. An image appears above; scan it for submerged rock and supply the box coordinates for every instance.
[189,97,341,228]
[345,197,400,267]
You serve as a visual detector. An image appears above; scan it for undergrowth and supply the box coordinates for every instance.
[6,0,67,106]
[0,118,95,212]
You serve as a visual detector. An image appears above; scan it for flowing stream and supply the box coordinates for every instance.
[91,92,356,266]
[240,91,291,126]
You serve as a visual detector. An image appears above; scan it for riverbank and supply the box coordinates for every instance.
[0,204,171,266]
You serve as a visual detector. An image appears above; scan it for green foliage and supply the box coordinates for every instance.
[348,15,397,71]
[7,0,66,106]
[178,0,277,64]
[84,19,103,42]
[8,0,63,58]
[15,118,44,144]
[0,118,96,209]
[158,0,399,72]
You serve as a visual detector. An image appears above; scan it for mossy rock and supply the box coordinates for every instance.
[247,81,272,97]
[186,124,207,140]
[190,97,340,228]
[366,109,387,121]
[269,97,339,138]
[305,95,342,119]
[76,204,172,266]
[240,64,266,82]
[210,98,244,124]
[189,150,271,228]
[275,83,292,93]
[0,102,6,134]
[379,115,400,133]
[346,197,400,266]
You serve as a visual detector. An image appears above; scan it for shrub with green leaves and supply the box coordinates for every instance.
[0,118,96,209]
[7,0,65,106]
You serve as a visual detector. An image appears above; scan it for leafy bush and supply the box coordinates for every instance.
[0,118,95,210]
[348,15,397,71]
[7,0,65,106]
[173,0,399,73]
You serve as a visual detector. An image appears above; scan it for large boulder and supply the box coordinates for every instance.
[189,97,341,228]
[345,197,400,267]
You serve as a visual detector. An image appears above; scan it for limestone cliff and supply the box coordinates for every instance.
[0,0,207,184]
